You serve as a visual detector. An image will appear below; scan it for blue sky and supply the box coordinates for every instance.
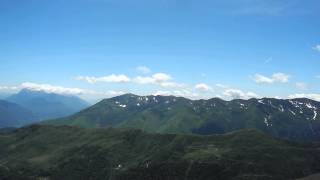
[0,0,320,102]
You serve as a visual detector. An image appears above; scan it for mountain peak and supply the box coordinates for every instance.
[6,89,89,122]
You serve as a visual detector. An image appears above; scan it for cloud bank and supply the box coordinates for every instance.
[76,74,130,84]
[223,89,259,99]
[253,73,290,84]
[21,82,86,95]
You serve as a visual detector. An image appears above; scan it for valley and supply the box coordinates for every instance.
[0,125,319,180]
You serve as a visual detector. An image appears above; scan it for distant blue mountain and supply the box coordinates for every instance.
[0,100,35,128]
[0,93,10,100]
[7,89,89,121]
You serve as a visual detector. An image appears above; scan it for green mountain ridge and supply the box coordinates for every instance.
[1,124,320,180]
[45,94,320,141]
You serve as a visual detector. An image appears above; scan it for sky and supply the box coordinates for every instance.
[0,0,320,103]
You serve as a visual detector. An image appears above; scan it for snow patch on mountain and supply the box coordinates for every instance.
[289,100,300,108]
[289,109,296,116]
[153,97,159,103]
[305,103,317,120]
[313,110,317,120]
[258,99,265,104]
[264,117,272,127]
[278,105,284,112]
[306,103,315,109]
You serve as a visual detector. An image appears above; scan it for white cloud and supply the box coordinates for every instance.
[136,66,151,74]
[246,91,260,98]
[76,72,184,88]
[0,86,19,91]
[253,73,290,84]
[134,73,183,88]
[159,82,183,88]
[295,82,308,90]
[152,73,172,82]
[153,90,171,96]
[195,83,212,91]
[76,74,130,84]
[253,74,274,84]
[272,73,290,83]
[223,89,259,99]
[288,94,320,102]
[21,82,86,95]
[173,90,199,99]
[152,89,199,99]
[1,82,127,104]
[316,75,320,79]
[80,90,127,104]
[81,89,126,97]
[104,90,126,96]
[134,73,171,84]
[22,82,129,103]
[313,44,320,52]
[1,82,126,98]
[134,76,155,84]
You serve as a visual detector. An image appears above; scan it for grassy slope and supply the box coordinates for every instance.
[0,125,319,180]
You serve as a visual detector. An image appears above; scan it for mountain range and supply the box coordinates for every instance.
[0,124,319,180]
[46,94,320,141]
[0,89,89,127]
[2,93,320,179]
